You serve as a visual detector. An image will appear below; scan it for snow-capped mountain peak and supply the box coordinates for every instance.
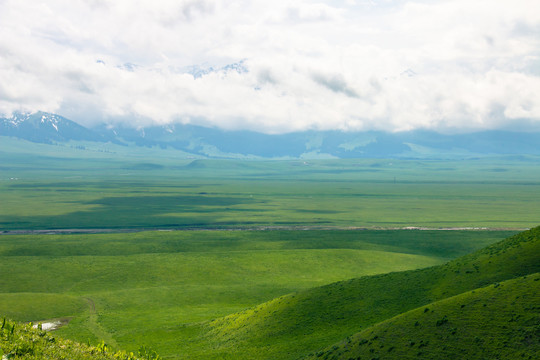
[38,113,61,131]
[0,111,112,144]
[7,112,32,127]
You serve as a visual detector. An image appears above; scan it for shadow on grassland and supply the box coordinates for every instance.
[0,194,264,230]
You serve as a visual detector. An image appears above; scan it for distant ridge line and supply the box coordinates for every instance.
[3,111,540,159]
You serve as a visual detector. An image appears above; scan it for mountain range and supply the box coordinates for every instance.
[2,111,540,159]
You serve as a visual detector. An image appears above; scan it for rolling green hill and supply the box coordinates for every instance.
[1,228,537,359]
[309,273,540,360]
[3,230,489,358]
[181,226,540,359]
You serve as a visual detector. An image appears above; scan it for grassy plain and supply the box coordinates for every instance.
[0,230,516,358]
[190,227,540,359]
[1,140,540,230]
[1,139,539,358]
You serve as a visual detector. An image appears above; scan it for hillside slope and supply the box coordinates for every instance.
[310,273,540,360]
[182,227,540,359]
[0,318,147,360]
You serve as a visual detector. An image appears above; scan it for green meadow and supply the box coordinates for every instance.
[1,145,540,230]
[312,273,540,360]
[1,143,539,359]
[186,227,540,359]
[0,230,517,358]
[0,317,143,360]
[308,228,540,360]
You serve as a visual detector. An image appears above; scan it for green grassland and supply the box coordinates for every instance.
[178,227,540,359]
[2,139,540,230]
[311,273,540,360]
[1,140,539,359]
[0,230,515,358]
[0,317,150,360]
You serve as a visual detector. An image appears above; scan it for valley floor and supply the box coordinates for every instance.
[0,229,523,359]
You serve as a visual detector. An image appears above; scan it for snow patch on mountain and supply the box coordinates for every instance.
[183,60,248,79]
[7,112,31,127]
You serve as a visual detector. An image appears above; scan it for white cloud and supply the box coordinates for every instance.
[0,0,539,133]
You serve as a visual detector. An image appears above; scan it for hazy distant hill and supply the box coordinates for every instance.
[2,111,540,159]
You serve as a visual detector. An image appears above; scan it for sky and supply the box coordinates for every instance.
[1,0,539,134]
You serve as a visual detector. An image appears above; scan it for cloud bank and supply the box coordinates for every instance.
[1,0,539,133]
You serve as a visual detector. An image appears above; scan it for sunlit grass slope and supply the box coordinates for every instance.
[311,273,539,360]
[186,227,540,359]
[0,318,145,360]
[0,230,506,358]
